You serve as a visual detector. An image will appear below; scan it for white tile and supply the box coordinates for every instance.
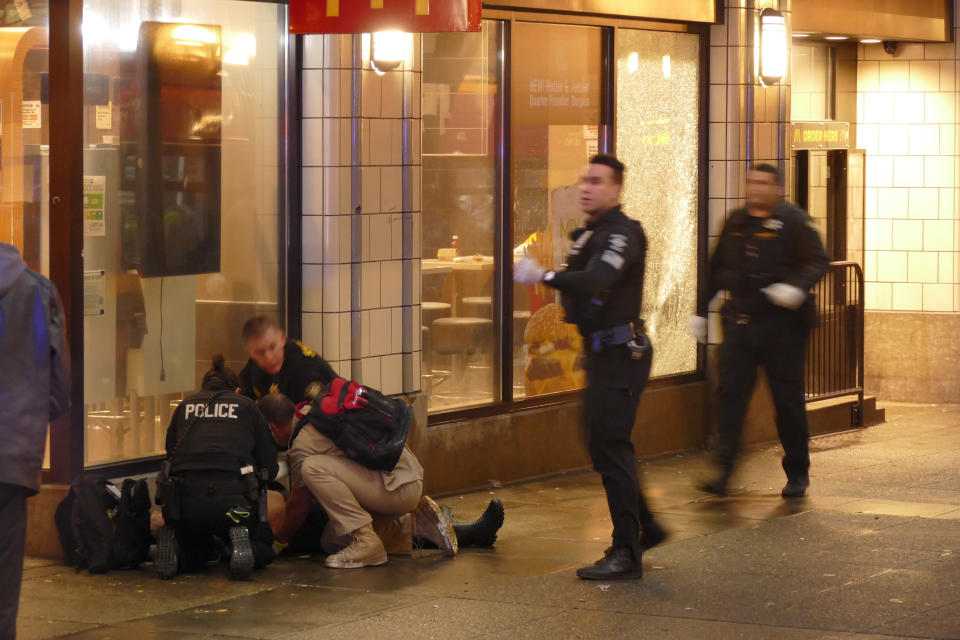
[923,283,953,311]
[370,308,391,356]
[864,282,892,310]
[301,312,323,355]
[894,93,924,124]
[893,156,923,188]
[865,219,892,250]
[864,187,878,219]
[324,167,350,215]
[361,261,380,309]
[864,250,877,281]
[895,43,925,60]
[709,23,726,47]
[940,60,956,92]
[322,118,341,167]
[339,70,352,119]
[411,258,421,306]
[940,124,956,156]
[380,354,403,395]
[322,69,342,118]
[390,214,403,259]
[303,70,324,117]
[876,188,907,219]
[877,251,907,281]
[403,351,420,394]
[303,34,324,69]
[339,312,352,361]
[878,61,910,91]
[381,166,403,213]
[391,307,404,354]
[924,220,954,251]
[891,220,923,251]
[908,124,938,156]
[368,214,390,261]
[362,166,381,214]
[939,188,955,220]
[909,60,940,91]
[866,155,893,188]
[891,282,922,310]
[302,264,324,312]
[709,161,726,198]
[322,312,342,361]
[925,42,956,60]
[382,70,404,119]
[361,118,371,166]
[709,46,726,84]
[322,34,340,69]
[878,124,908,155]
[303,168,324,214]
[857,123,879,154]
[322,264,345,312]
[864,93,894,123]
[302,215,324,263]
[322,215,349,265]
[857,61,879,92]
[907,188,939,219]
[371,119,393,166]
[361,70,382,118]
[925,155,954,188]
[907,251,938,282]
[360,310,371,357]
[381,260,403,308]
[411,166,421,213]
[709,84,726,123]
[302,118,323,166]
[925,92,955,124]
[938,252,954,283]
[391,119,405,166]
[359,357,381,390]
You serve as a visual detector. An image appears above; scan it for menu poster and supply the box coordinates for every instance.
[83,175,106,237]
[95,104,112,130]
[83,270,106,316]
[22,100,41,129]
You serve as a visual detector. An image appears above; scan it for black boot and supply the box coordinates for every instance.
[451,498,504,547]
[640,520,668,550]
[228,526,255,581]
[577,547,643,580]
[154,525,179,580]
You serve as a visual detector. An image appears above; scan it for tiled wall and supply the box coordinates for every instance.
[858,40,959,312]
[707,0,791,343]
[791,44,828,121]
[300,34,423,395]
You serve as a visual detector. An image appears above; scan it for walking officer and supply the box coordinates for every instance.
[154,356,279,580]
[690,163,828,499]
[238,315,338,404]
[514,154,666,580]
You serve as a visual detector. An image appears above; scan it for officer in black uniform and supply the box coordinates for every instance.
[238,315,338,404]
[514,154,665,580]
[690,163,828,499]
[154,356,279,580]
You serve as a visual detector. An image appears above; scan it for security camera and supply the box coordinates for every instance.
[882,40,899,55]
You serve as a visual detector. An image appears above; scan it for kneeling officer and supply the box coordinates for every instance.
[154,356,279,580]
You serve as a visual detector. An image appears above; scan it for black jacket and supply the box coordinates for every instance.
[546,205,647,337]
[164,389,278,478]
[707,201,829,321]
[238,340,338,404]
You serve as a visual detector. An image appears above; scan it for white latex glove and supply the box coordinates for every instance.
[514,257,546,284]
[686,315,707,343]
[761,283,806,310]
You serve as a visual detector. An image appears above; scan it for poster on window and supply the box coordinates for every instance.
[83,175,106,237]
[22,100,41,129]
[83,270,106,316]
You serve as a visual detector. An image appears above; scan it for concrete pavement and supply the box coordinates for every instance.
[16,402,960,639]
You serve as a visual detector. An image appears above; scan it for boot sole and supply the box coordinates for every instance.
[414,496,458,557]
[576,567,644,580]
[154,526,179,580]
[324,552,388,569]
[229,526,255,581]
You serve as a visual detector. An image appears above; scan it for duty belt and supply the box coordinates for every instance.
[590,320,645,353]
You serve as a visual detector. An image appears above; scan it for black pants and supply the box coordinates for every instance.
[717,315,810,483]
[172,474,274,573]
[0,483,27,640]
[584,344,654,560]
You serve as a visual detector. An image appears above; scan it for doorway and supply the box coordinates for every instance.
[793,148,848,261]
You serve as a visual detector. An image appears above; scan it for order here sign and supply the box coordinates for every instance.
[290,0,481,34]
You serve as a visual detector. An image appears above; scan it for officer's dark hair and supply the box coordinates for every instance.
[242,314,282,341]
[257,392,295,426]
[589,154,625,186]
[201,355,240,392]
[750,163,780,182]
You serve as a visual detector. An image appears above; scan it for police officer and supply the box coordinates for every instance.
[154,356,279,580]
[514,154,666,580]
[238,315,338,403]
[690,163,828,499]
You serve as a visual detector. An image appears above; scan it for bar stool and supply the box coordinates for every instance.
[421,302,453,393]
[431,316,493,402]
[461,296,492,318]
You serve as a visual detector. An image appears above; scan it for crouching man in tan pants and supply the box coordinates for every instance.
[278,406,456,569]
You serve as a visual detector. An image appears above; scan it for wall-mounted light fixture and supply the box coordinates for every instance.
[371,30,411,75]
[758,8,786,86]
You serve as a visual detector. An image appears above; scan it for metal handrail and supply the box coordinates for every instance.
[804,260,865,426]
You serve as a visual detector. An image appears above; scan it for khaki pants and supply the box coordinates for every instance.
[299,454,422,553]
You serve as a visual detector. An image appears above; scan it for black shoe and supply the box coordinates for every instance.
[640,520,668,550]
[577,547,643,580]
[154,526,179,580]
[698,478,729,496]
[452,498,504,548]
[228,526,255,581]
[781,481,808,498]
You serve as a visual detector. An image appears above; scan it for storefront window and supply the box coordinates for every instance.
[512,22,602,399]
[615,28,699,378]
[81,0,285,464]
[421,21,501,412]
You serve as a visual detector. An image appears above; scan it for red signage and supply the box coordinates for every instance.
[290,0,481,34]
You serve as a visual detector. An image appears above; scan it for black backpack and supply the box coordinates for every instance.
[296,377,413,472]
[55,475,152,573]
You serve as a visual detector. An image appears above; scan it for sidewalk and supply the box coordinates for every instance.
[17,402,960,640]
